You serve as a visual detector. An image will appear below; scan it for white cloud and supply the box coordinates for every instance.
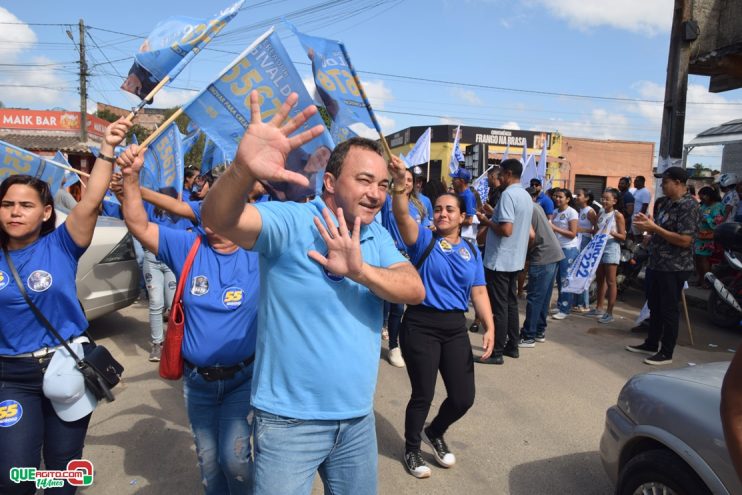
[452,88,482,105]
[501,121,521,130]
[362,79,393,110]
[0,7,36,60]
[0,56,69,107]
[438,116,464,126]
[152,88,197,108]
[551,108,631,140]
[535,0,672,36]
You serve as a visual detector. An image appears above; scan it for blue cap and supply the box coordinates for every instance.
[449,167,472,182]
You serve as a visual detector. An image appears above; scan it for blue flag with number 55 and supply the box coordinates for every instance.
[183,27,334,201]
[286,22,377,144]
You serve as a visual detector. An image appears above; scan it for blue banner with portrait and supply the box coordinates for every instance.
[184,27,334,201]
[143,122,184,199]
[121,0,244,101]
[287,22,377,144]
[0,141,67,196]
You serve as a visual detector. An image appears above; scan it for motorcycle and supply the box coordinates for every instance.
[705,222,742,328]
[617,239,649,296]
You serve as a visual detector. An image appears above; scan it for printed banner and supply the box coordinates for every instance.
[0,141,68,195]
[184,27,335,201]
[287,22,377,144]
[121,0,244,101]
[562,214,616,294]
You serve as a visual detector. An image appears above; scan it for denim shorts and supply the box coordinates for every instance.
[601,241,621,265]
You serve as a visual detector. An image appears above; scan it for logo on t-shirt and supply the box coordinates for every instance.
[560,213,566,220]
[191,275,209,296]
[222,287,244,309]
[438,239,453,253]
[27,270,52,292]
[0,271,8,291]
[458,247,471,261]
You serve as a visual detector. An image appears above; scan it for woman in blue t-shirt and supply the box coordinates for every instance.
[0,118,131,495]
[117,145,258,495]
[389,157,495,480]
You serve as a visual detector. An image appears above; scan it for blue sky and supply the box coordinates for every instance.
[1,0,741,168]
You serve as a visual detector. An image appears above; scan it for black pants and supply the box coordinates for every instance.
[645,269,691,357]
[485,268,520,355]
[400,306,475,452]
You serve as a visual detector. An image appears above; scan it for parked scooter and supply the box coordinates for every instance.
[705,222,742,328]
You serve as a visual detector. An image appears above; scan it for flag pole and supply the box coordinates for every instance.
[125,76,171,121]
[139,107,184,150]
[45,158,91,178]
[338,44,392,160]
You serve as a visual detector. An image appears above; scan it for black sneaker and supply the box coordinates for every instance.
[468,322,480,333]
[404,450,431,478]
[478,354,504,365]
[503,347,519,359]
[644,352,673,365]
[423,428,456,468]
[535,333,546,343]
[624,342,658,355]
[518,338,536,348]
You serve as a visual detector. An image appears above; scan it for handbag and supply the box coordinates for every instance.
[3,247,124,403]
[160,235,201,380]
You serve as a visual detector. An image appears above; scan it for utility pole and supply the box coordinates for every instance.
[78,19,88,143]
[657,0,692,174]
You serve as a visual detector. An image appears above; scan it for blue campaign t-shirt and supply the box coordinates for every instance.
[483,183,533,272]
[408,226,485,311]
[380,195,430,252]
[156,228,258,367]
[536,192,555,216]
[101,200,123,219]
[459,188,477,218]
[252,196,407,420]
[0,224,88,355]
[416,192,434,222]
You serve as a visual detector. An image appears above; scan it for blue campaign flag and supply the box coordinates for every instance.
[537,138,548,182]
[184,27,335,201]
[404,127,431,168]
[473,166,493,204]
[287,21,378,144]
[63,168,80,188]
[142,122,184,199]
[121,0,244,101]
[501,143,510,162]
[200,138,229,175]
[182,126,200,156]
[0,140,67,195]
[449,126,464,174]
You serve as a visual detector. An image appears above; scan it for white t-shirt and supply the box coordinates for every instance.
[632,187,652,219]
[723,190,739,222]
[551,206,580,249]
[461,215,479,242]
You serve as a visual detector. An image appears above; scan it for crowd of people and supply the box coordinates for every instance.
[0,89,735,493]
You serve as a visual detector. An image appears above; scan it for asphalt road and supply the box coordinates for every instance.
[78,286,740,494]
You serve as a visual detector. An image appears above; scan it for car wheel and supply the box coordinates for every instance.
[616,449,710,495]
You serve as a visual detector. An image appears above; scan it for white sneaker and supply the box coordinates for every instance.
[551,312,569,320]
[388,347,405,367]
[404,450,431,478]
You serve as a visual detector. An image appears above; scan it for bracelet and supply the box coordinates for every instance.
[391,187,407,195]
[97,153,116,164]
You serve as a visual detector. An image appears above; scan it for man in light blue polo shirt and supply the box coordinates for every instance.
[476,159,533,365]
[202,91,425,495]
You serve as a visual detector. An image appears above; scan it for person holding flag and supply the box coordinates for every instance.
[0,118,131,495]
[201,91,424,495]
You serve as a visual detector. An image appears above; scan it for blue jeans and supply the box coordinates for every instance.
[522,262,558,339]
[143,250,176,343]
[183,362,253,495]
[253,409,377,495]
[383,301,404,349]
[0,354,93,495]
[556,246,580,313]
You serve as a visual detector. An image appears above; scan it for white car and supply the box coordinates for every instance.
[56,208,140,320]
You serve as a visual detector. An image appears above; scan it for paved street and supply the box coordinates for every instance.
[80,287,740,494]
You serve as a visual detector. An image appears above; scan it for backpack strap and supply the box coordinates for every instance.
[462,238,479,261]
[414,236,437,270]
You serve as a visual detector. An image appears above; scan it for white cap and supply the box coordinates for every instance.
[42,342,97,422]
[717,173,739,187]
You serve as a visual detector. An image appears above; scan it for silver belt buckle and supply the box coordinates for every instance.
[31,347,51,358]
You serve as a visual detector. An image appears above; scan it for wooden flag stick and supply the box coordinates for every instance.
[125,76,171,121]
[681,289,695,346]
[338,44,393,161]
[139,107,184,150]
[45,158,91,178]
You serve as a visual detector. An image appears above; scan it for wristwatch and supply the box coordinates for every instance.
[97,153,117,164]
